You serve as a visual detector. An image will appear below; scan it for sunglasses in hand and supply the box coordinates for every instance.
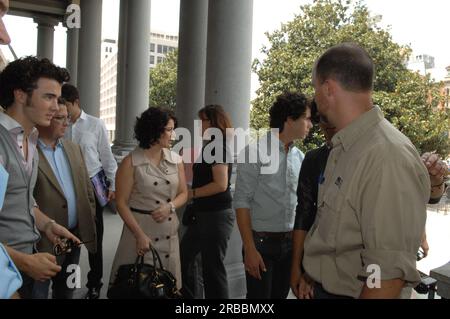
[53,238,94,256]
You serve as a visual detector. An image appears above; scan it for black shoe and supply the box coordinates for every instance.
[85,287,101,299]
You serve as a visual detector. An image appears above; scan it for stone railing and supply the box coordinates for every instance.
[430,262,450,299]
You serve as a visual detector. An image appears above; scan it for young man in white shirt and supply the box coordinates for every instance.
[61,83,117,299]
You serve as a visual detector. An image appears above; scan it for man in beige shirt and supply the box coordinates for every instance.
[301,43,430,299]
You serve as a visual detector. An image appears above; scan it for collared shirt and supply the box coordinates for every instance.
[234,133,304,232]
[38,139,78,229]
[303,106,430,298]
[66,111,117,191]
[0,112,39,177]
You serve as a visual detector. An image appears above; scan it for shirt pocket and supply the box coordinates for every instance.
[316,185,346,246]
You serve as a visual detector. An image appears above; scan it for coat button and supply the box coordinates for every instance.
[154,182,158,186]
[156,200,160,204]
[168,217,172,221]
[166,181,170,185]
[62,204,67,209]
[166,199,171,203]
[166,236,170,240]
[155,238,159,242]
[165,255,169,258]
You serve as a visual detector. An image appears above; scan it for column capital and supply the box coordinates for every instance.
[33,15,60,28]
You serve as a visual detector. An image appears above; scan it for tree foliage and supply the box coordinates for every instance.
[251,0,450,155]
[149,49,178,110]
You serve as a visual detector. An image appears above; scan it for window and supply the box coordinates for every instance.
[163,45,168,54]
[150,43,155,52]
[157,56,163,64]
[150,55,155,65]
[157,45,163,53]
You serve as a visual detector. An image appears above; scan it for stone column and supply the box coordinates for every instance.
[203,0,254,299]
[34,16,59,61]
[175,0,209,299]
[77,0,102,117]
[175,0,208,136]
[66,28,79,85]
[112,0,151,157]
[204,0,254,132]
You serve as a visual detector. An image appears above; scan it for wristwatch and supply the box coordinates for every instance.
[169,202,176,214]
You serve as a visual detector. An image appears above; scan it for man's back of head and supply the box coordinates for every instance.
[61,83,80,104]
[314,42,374,93]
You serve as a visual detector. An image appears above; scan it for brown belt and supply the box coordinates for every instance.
[253,231,292,240]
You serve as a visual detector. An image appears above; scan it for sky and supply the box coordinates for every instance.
[3,0,450,95]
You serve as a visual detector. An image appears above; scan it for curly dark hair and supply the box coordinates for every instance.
[134,107,177,149]
[0,56,70,109]
[61,83,79,103]
[269,92,310,133]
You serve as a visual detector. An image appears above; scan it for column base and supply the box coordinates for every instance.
[112,141,136,163]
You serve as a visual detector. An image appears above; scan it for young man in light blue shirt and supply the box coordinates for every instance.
[234,92,312,299]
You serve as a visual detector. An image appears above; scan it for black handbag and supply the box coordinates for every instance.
[182,203,197,226]
[107,247,182,299]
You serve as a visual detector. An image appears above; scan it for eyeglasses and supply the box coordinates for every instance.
[52,116,72,125]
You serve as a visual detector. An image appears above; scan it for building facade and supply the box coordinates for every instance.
[99,32,178,142]
[407,54,436,76]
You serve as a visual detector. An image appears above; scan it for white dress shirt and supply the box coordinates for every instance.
[66,111,117,191]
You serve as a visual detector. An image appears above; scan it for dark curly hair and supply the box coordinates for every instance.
[269,92,310,133]
[134,107,177,149]
[61,83,79,103]
[0,56,70,109]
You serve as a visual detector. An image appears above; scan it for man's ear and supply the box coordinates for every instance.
[285,116,294,128]
[324,79,337,98]
[13,89,28,106]
[75,99,81,108]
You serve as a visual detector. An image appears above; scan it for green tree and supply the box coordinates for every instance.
[252,0,450,155]
[149,49,178,109]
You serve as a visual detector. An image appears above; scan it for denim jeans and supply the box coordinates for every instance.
[244,232,292,299]
[32,246,81,299]
[180,208,235,299]
[18,272,34,299]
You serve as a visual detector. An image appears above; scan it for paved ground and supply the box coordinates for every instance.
[70,202,450,299]
[73,207,123,299]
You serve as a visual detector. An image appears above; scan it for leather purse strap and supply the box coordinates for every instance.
[133,246,166,270]
[150,246,165,270]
